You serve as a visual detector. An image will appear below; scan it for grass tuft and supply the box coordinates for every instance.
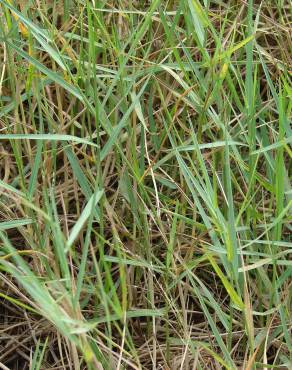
[0,0,291,368]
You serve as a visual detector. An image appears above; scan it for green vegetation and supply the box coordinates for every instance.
[0,0,291,368]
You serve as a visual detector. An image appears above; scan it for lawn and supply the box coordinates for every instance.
[0,0,291,369]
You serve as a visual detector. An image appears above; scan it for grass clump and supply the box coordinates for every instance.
[0,0,291,369]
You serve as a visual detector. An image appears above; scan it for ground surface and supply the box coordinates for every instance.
[0,0,291,369]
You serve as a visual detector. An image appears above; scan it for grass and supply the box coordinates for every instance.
[0,0,291,368]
